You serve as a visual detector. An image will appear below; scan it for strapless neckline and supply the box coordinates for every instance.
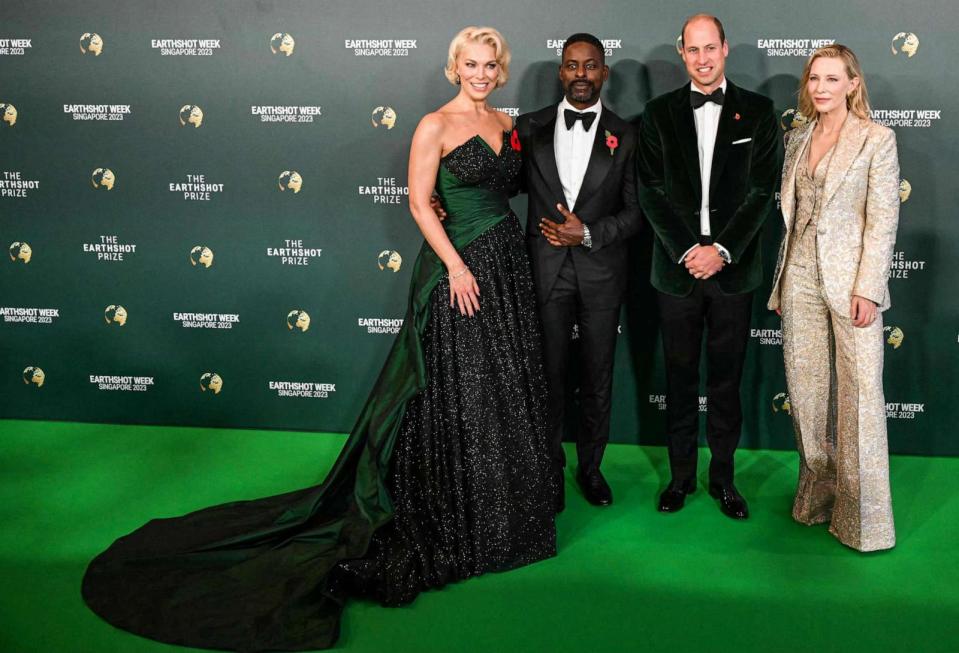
[442,131,510,160]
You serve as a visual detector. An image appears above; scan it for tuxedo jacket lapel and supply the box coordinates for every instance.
[575,111,615,212]
[669,87,702,203]
[708,82,741,202]
[531,112,565,207]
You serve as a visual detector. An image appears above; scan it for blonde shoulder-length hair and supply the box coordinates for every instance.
[798,43,871,121]
[444,26,511,87]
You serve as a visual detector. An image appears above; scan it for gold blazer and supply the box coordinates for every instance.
[768,114,900,313]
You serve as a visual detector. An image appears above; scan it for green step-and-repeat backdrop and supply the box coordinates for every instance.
[2,0,955,455]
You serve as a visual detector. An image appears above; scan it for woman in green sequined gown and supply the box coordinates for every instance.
[82,26,556,652]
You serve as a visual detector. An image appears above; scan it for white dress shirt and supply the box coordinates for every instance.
[680,78,731,263]
[554,97,601,212]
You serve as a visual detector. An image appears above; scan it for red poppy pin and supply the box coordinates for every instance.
[510,128,522,152]
[605,130,619,156]
[734,113,741,121]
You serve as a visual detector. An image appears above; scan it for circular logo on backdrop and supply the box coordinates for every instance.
[104,304,127,326]
[890,32,919,57]
[91,168,115,190]
[377,250,402,272]
[270,33,295,56]
[9,241,32,263]
[371,106,397,129]
[278,171,302,193]
[287,309,311,332]
[199,372,223,394]
[771,392,792,415]
[1,103,17,127]
[179,105,204,128]
[189,245,214,268]
[79,32,104,56]
[885,326,904,349]
[23,366,45,387]
[898,179,912,203]
[780,108,810,132]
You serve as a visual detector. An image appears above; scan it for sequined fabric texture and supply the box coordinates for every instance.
[330,135,557,601]
[79,132,555,653]
[440,131,522,190]
[771,116,899,552]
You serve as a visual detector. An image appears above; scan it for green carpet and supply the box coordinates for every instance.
[2,419,957,652]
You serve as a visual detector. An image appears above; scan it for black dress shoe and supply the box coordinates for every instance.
[708,483,749,520]
[576,469,613,506]
[658,479,696,513]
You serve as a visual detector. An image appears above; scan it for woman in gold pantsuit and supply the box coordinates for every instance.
[768,45,899,552]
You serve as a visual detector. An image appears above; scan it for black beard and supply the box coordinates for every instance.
[566,82,597,104]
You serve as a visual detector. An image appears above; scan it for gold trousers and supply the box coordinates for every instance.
[780,226,895,552]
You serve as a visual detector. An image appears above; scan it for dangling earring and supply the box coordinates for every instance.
[456,74,461,85]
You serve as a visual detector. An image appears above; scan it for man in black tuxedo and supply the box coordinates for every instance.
[515,33,641,510]
[637,15,778,519]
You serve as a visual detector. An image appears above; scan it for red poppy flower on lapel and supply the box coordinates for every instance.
[605,130,619,156]
[510,128,521,152]
[734,113,741,121]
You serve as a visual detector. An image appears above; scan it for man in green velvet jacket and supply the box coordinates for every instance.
[636,14,778,520]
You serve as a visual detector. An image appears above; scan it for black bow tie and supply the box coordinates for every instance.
[564,109,597,131]
[690,87,725,109]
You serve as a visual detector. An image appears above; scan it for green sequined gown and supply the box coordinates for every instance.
[82,132,557,652]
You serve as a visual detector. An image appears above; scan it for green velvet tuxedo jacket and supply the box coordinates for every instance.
[637,80,779,297]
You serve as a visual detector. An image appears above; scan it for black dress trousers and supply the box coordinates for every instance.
[657,275,752,486]
[540,251,620,475]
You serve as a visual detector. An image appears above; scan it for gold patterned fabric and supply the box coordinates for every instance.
[789,137,833,260]
[769,115,899,552]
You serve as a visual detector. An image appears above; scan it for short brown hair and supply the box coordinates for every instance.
[680,14,726,48]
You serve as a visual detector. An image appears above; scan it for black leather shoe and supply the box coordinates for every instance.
[658,479,696,513]
[576,469,613,506]
[708,483,749,520]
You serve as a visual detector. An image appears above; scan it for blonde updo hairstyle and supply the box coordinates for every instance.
[444,26,511,88]
[798,43,872,121]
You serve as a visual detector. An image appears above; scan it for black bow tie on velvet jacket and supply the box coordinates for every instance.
[564,109,597,131]
[690,87,725,109]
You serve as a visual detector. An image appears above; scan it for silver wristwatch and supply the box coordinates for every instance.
[581,224,592,249]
